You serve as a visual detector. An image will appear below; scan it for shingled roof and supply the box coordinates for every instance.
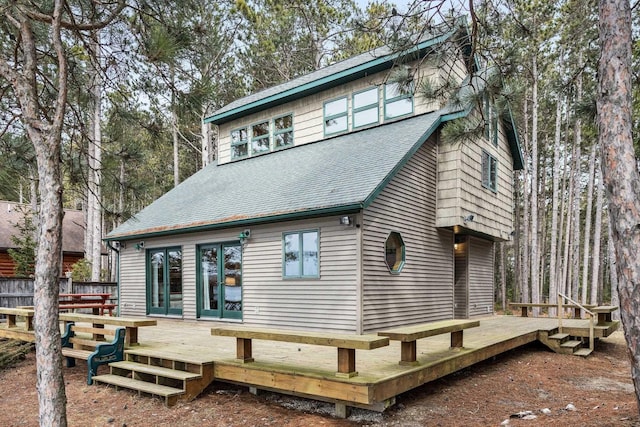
[0,201,84,253]
[107,110,447,241]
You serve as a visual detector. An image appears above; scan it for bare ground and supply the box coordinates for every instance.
[0,331,637,427]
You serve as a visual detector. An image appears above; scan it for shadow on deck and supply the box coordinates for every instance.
[0,314,620,416]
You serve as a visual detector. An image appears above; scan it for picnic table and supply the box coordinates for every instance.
[59,293,115,315]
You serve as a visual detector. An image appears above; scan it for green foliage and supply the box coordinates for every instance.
[7,207,36,278]
[235,0,359,90]
[0,134,35,202]
[70,259,92,282]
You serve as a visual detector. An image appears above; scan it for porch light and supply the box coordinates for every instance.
[238,229,251,244]
[339,216,353,226]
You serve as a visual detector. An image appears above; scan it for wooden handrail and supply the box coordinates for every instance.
[557,292,594,351]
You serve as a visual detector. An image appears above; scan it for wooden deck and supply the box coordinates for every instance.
[0,314,619,414]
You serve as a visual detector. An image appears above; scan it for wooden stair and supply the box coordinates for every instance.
[538,330,593,357]
[92,348,215,406]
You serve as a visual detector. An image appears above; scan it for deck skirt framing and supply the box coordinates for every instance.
[0,315,618,412]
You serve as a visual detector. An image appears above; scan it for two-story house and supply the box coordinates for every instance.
[106,21,523,333]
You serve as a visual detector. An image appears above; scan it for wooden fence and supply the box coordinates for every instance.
[0,278,117,309]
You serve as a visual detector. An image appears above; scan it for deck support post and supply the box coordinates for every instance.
[126,326,138,347]
[400,341,418,365]
[335,403,350,419]
[450,330,463,348]
[236,338,254,363]
[6,314,16,328]
[336,347,357,377]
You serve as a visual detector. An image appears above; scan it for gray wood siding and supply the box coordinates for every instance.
[454,237,468,319]
[468,236,494,317]
[217,61,441,165]
[362,137,454,332]
[118,218,359,332]
[436,109,516,241]
[242,218,358,333]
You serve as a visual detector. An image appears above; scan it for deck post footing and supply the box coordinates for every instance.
[335,403,350,419]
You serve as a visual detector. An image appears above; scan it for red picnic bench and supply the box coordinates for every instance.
[59,293,116,316]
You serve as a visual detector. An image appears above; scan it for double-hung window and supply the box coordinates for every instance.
[481,150,498,192]
[324,97,348,135]
[231,127,248,159]
[274,114,294,149]
[251,121,270,155]
[283,230,319,278]
[352,87,379,129]
[384,82,413,119]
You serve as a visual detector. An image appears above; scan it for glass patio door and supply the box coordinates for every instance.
[148,247,182,316]
[198,243,242,319]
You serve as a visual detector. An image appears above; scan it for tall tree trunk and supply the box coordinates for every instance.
[597,0,640,408]
[90,31,102,282]
[570,142,581,302]
[591,163,604,305]
[521,96,530,303]
[562,144,576,298]
[530,55,540,312]
[0,1,71,424]
[171,67,180,187]
[581,142,597,304]
[201,108,212,167]
[608,219,620,321]
[548,98,563,313]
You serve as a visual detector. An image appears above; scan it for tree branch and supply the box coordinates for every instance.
[25,0,127,31]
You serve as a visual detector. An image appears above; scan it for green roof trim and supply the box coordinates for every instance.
[205,23,463,126]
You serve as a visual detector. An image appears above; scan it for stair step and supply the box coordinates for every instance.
[93,374,184,400]
[548,333,570,341]
[125,348,212,365]
[560,340,583,349]
[574,348,593,357]
[110,361,201,381]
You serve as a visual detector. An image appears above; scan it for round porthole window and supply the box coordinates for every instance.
[385,232,405,274]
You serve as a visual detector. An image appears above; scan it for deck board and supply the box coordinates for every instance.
[0,315,618,411]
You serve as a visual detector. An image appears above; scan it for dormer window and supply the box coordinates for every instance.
[274,114,294,149]
[231,128,249,159]
[324,97,348,136]
[251,121,270,155]
[384,82,413,119]
[353,87,379,129]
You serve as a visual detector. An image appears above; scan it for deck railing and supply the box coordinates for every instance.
[557,292,594,351]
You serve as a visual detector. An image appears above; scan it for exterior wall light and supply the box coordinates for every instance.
[239,229,251,244]
[339,216,353,226]
[134,241,145,251]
